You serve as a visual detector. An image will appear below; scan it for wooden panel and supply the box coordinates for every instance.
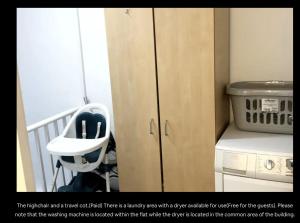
[17,71,36,191]
[214,8,230,141]
[155,8,216,191]
[104,8,162,191]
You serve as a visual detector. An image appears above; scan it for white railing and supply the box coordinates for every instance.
[27,107,79,192]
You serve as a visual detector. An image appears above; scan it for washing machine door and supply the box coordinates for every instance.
[223,175,293,192]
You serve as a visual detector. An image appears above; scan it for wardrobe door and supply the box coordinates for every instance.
[105,9,162,191]
[155,8,216,191]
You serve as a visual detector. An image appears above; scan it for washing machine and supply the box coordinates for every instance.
[215,123,293,192]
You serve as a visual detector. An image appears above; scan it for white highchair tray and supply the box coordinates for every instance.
[47,136,107,156]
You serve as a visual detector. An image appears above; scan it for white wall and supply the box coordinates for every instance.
[78,8,114,133]
[230,8,293,82]
[17,8,114,191]
[17,8,84,125]
[17,8,114,130]
[17,9,85,191]
[230,8,293,121]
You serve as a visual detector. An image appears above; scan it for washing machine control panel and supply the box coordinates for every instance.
[256,154,293,183]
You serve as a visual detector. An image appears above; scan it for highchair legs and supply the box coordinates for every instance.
[105,154,110,192]
[51,160,61,192]
[50,154,111,192]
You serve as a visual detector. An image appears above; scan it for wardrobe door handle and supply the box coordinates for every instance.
[149,119,154,135]
[165,120,169,136]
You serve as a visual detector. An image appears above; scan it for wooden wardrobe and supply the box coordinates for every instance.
[105,8,229,192]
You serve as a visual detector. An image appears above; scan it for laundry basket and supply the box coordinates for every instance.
[227,81,293,134]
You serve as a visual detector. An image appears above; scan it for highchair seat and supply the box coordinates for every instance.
[46,103,113,192]
[47,137,107,156]
[46,103,111,172]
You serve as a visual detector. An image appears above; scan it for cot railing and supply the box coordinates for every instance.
[27,107,79,192]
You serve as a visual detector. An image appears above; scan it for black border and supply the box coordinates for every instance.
[16,0,295,8]
[14,1,297,222]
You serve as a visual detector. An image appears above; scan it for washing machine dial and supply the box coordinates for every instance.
[264,159,275,170]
